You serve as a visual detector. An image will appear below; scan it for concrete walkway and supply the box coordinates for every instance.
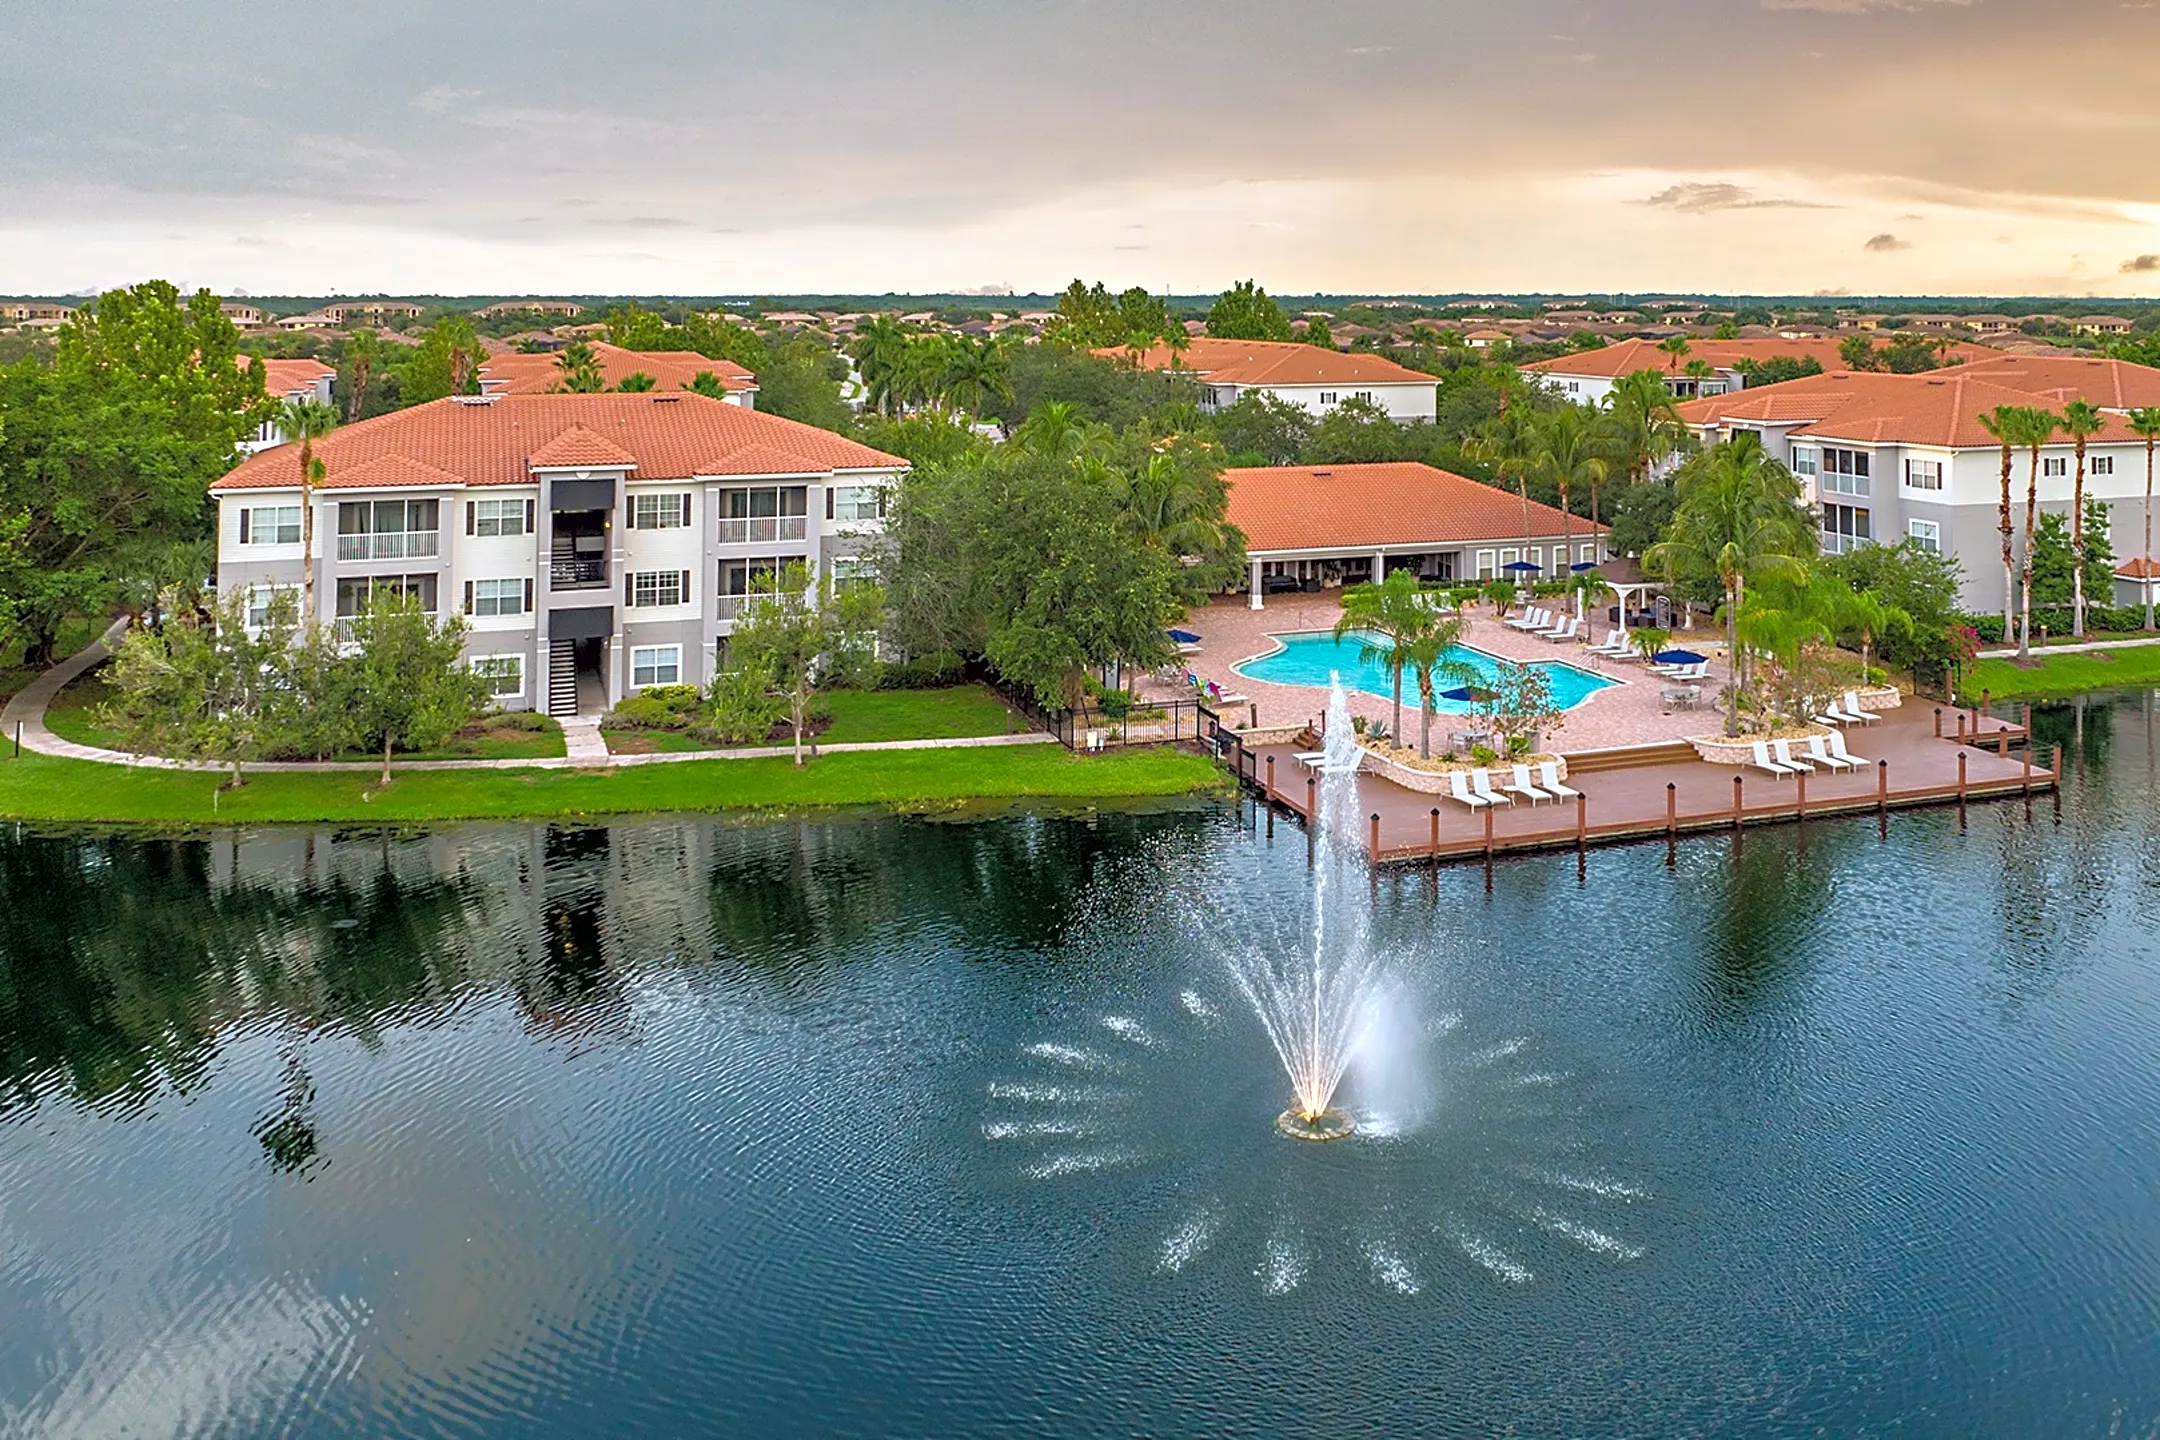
[1,623,1055,774]
[1976,633,2160,659]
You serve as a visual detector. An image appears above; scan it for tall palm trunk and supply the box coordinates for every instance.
[1416,671,1435,759]
[1996,443,2014,643]
[1723,572,1742,739]
[1390,668,1403,744]
[2019,447,2040,659]
[2072,438,2088,637]
[1559,478,1574,613]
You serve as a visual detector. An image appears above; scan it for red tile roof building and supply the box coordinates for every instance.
[1523,336,1999,405]
[476,341,757,402]
[1104,338,1438,423]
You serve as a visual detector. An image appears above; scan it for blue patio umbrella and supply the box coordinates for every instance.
[1653,648,1706,665]
[1167,628,1201,644]
[1439,684,1496,703]
[1569,561,1600,573]
[1501,560,1542,574]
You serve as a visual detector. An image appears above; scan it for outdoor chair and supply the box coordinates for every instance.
[1507,608,1549,632]
[1841,691,1882,724]
[1749,740,1801,779]
[1504,763,1555,805]
[1537,761,1582,802]
[1540,617,1581,643]
[1818,696,1864,725]
[1828,730,1870,767]
[1470,768,1515,806]
[1446,770,1493,810]
[1804,734,1857,772]
[1771,738,1814,772]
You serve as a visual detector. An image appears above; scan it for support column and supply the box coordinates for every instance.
[1373,549,1386,583]
[1249,556,1264,610]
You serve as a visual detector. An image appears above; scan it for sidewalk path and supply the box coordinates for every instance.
[1976,633,2160,660]
[2,623,1054,774]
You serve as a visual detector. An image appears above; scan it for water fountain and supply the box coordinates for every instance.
[1227,678,1387,1141]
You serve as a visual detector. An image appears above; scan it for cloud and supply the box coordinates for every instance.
[2122,253,2160,272]
[1863,232,1911,251]
[1761,0,1974,11]
[1640,182,1833,212]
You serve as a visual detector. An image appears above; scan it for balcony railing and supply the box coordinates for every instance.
[336,531,440,562]
[551,557,609,589]
[716,516,806,544]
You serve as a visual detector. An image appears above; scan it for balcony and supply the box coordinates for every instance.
[336,530,440,562]
[717,516,807,545]
[551,557,609,590]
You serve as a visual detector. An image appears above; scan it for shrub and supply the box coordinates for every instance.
[879,652,967,690]
[602,695,686,731]
[1470,743,1499,766]
[486,710,556,733]
[705,662,787,745]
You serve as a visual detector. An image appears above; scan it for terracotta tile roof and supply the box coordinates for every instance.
[1524,336,1995,380]
[527,425,639,470]
[1929,354,2160,411]
[1225,462,1603,554]
[213,393,904,492]
[1676,368,2157,448]
[1105,337,1436,388]
[318,455,466,490]
[2117,557,2160,579]
[246,356,337,396]
[476,341,756,395]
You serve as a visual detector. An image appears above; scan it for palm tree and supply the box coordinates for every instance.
[1468,405,1541,596]
[276,397,338,623]
[1599,369,1685,521]
[1681,358,1716,396]
[1333,569,1429,741]
[1530,407,1608,608]
[1658,336,1692,374]
[343,327,378,422]
[1107,453,1231,560]
[1642,434,1817,737]
[2014,406,2064,660]
[1978,406,2019,644]
[2061,399,2104,636]
[1392,611,1472,759]
[1012,401,1091,459]
[1831,586,1913,687]
[554,342,604,393]
[2127,407,2160,631]
[847,316,911,416]
[938,337,1011,417]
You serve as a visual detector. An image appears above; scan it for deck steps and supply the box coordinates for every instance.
[1558,739,1698,774]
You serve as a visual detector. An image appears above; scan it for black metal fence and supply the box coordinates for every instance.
[991,676,1218,753]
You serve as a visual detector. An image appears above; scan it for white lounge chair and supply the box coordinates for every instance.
[1589,632,1632,656]
[1540,617,1581,643]
[1538,760,1582,801]
[1504,763,1554,805]
[1771,738,1814,772]
[1507,608,1549,632]
[1828,730,1870,767]
[1446,770,1492,810]
[1749,739,1801,778]
[1841,691,1881,724]
[1470,768,1516,806]
[1817,697,1864,725]
[1804,734,1856,772]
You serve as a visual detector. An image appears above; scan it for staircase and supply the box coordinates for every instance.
[547,640,579,717]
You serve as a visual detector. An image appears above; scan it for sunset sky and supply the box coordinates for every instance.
[4,0,2157,298]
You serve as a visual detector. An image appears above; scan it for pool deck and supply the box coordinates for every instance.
[1151,594,1736,750]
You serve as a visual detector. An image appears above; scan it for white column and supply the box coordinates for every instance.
[1249,557,1264,610]
[1373,549,1386,583]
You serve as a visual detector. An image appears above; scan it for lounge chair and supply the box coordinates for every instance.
[1505,763,1555,805]
[1749,739,1801,778]
[1770,738,1814,773]
[1446,770,1492,810]
[1841,691,1881,724]
[1537,760,1582,801]
[1470,768,1516,806]
[1540,617,1581,643]
[1507,608,1549,632]
[1587,632,1631,656]
[1216,691,1250,705]
[1804,734,1856,772]
[1828,730,1870,767]
[1817,696,1864,725]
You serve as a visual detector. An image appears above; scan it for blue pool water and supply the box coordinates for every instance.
[1235,630,1616,712]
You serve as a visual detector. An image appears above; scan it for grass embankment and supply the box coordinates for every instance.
[602,685,1026,755]
[1966,640,2160,702]
[43,671,568,761]
[0,745,1227,825]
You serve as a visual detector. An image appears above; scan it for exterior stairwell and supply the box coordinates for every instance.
[547,640,579,717]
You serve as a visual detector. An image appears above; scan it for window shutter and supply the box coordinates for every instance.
[237,509,250,544]
[826,488,835,520]
[524,499,535,534]
[466,501,476,535]
[680,493,692,526]
[625,574,633,606]
[523,577,534,612]
[463,581,474,615]
[680,570,691,603]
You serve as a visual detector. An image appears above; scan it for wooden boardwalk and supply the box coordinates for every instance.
[1229,702,2056,867]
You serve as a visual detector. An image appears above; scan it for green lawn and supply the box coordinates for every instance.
[1966,641,2160,701]
[44,670,568,761]
[603,685,1027,755]
[0,745,1227,825]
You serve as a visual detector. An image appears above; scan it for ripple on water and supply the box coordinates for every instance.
[1022,1042,1118,1071]
[1365,1242,1421,1295]
[1100,1016,1157,1047]
[1158,1212,1215,1273]
[1453,1232,1534,1285]
[1259,1239,1306,1295]
[1528,1207,1645,1261]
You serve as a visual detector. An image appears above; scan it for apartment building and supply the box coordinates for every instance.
[241,357,339,454]
[1522,336,1998,404]
[476,341,758,405]
[211,393,906,716]
[1107,337,1439,422]
[1674,359,2160,614]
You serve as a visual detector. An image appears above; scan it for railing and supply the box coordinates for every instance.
[716,516,806,544]
[550,557,608,589]
[988,675,1211,752]
[336,531,439,562]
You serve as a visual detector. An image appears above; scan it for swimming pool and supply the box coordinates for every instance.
[1233,630,1617,712]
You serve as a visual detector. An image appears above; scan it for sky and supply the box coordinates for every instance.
[3,0,2158,299]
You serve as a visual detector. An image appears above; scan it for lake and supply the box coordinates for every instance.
[2,691,2157,1437]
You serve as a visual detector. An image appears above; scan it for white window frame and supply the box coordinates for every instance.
[1790,446,1819,479]
[472,578,525,617]
[245,584,294,629]
[2090,455,2115,477]
[1906,518,1941,554]
[241,504,301,546]
[1318,391,1338,406]
[630,492,691,530]
[1475,548,1496,580]
[631,644,681,687]
[474,498,527,538]
[829,485,885,523]
[1820,447,1870,497]
[1904,458,1943,492]
[2043,456,2068,478]
[472,654,524,697]
[630,570,688,608]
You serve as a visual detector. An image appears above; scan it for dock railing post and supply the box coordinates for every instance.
[2022,741,2032,796]
[1934,707,1942,738]
[1575,791,1587,850]
[1877,758,1888,814]
[1369,812,1380,862]
[1264,754,1276,806]
[1483,805,1494,861]
[1980,688,1991,725]
[1956,712,1967,742]
[1306,773,1316,822]
[2052,742,2063,780]
[1248,702,1258,730]
[1957,750,1967,801]
[1665,782,1677,839]
[1732,774,1744,830]
[1429,807,1440,862]
[1795,768,1806,820]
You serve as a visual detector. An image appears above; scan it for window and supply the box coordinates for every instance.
[1821,503,1872,554]
[2043,456,2068,478]
[631,493,691,529]
[828,485,886,523]
[630,569,690,607]
[337,499,440,560]
[1904,459,1943,491]
[1821,448,1870,497]
[335,573,438,617]
[471,498,530,537]
[717,486,808,543]
[829,557,879,591]
[469,578,526,617]
[1791,446,1819,479]
[1353,390,1373,403]
[1318,392,1338,406]
[472,655,524,697]
[631,645,681,687]
[1578,543,1597,564]
[245,585,294,628]
[2091,455,2115,476]
[240,505,301,545]
[1907,518,1941,554]
[1475,548,1496,580]
[719,556,787,618]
